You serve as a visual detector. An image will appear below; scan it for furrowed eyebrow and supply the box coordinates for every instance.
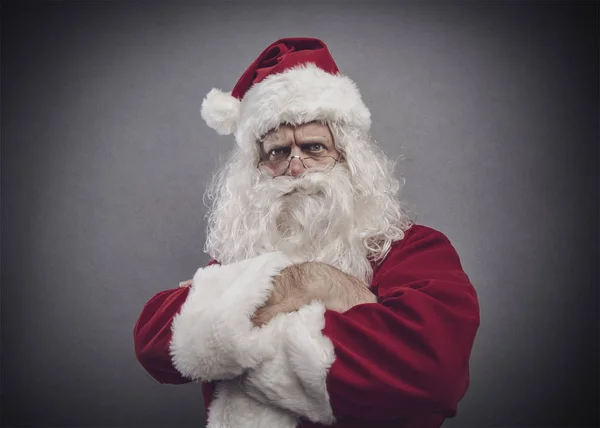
[299,143,326,149]
[268,145,291,152]
[262,141,291,151]
[298,136,327,142]
[262,135,328,151]
[299,140,329,148]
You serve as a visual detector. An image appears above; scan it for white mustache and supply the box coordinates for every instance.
[263,171,336,199]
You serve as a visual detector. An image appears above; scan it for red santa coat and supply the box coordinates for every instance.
[133,224,480,427]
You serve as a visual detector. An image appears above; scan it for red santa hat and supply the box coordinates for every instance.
[200,37,372,151]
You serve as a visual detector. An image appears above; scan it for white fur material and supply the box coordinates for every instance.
[169,252,293,380]
[242,301,336,425]
[169,251,336,427]
[207,373,298,428]
[201,88,241,135]
[235,63,371,151]
[204,122,411,283]
[201,63,371,150]
[206,302,336,428]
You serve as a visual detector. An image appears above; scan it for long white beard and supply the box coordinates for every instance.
[207,165,373,283]
[205,126,412,283]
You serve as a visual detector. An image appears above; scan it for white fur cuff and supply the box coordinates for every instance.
[241,301,336,425]
[207,380,298,428]
[169,252,293,381]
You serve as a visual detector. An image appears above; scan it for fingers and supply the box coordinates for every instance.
[251,300,303,327]
[178,279,193,288]
[251,305,286,327]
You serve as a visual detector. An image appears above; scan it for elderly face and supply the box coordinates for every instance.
[259,122,341,177]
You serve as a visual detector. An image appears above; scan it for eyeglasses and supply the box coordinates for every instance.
[257,154,341,177]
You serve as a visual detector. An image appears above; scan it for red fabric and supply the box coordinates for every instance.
[302,225,480,427]
[231,38,339,100]
[133,286,192,385]
[133,225,480,427]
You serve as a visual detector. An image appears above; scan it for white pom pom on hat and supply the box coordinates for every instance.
[200,38,371,150]
[200,89,241,136]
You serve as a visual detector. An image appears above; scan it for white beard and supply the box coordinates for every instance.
[207,165,373,283]
[201,128,411,428]
[205,126,412,283]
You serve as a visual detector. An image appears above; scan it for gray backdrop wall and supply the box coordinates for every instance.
[2,1,598,427]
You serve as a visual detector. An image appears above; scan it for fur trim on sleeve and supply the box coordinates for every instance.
[207,380,298,428]
[169,252,293,380]
[241,301,336,424]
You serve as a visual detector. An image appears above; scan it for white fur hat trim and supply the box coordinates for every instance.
[200,63,371,148]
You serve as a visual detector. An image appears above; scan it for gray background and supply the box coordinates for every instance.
[2,0,598,427]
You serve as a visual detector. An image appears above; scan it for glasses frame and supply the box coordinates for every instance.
[256,154,341,177]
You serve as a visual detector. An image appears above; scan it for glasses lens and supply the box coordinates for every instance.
[258,156,338,176]
[303,156,336,171]
[259,160,288,176]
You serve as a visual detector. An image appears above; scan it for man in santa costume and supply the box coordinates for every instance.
[133,38,480,428]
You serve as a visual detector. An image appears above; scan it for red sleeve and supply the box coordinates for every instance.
[133,281,218,414]
[133,286,193,385]
[133,260,221,385]
[322,225,480,420]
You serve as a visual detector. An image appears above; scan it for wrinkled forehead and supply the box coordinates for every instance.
[261,121,333,144]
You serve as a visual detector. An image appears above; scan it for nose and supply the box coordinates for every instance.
[285,146,306,177]
[286,157,306,177]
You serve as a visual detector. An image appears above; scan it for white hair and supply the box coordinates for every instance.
[203,121,412,283]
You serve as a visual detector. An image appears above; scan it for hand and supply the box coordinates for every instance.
[178,279,192,288]
[251,262,376,326]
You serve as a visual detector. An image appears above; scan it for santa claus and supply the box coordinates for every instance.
[134,38,480,428]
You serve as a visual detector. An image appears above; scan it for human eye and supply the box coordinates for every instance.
[268,147,290,159]
[304,143,325,154]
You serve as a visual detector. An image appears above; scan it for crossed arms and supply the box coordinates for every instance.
[177,261,377,327]
[133,225,480,423]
